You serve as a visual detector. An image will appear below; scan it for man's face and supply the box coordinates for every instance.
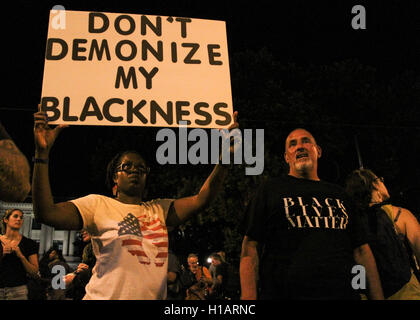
[284,129,321,176]
[188,257,199,273]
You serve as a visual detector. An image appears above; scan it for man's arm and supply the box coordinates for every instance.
[0,122,31,202]
[353,243,384,300]
[240,236,259,300]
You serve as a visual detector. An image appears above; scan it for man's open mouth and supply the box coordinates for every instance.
[296,153,308,159]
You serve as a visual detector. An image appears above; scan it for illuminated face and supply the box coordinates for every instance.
[211,258,221,266]
[113,153,148,197]
[284,129,321,176]
[188,257,199,273]
[372,176,390,202]
[4,210,24,230]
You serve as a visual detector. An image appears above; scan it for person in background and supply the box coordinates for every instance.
[39,245,72,300]
[166,249,183,300]
[181,253,213,300]
[345,168,420,299]
[209,252,227,299]
[0,122,31,202]
[64,229,96,300]
[0,209,39,299]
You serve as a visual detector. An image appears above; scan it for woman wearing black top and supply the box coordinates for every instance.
[346,169,420,299]
[0,209,39,300]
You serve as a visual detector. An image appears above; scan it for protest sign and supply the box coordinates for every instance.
[41,10,233,128]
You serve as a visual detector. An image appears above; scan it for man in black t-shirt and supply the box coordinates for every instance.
[240,128,384,300]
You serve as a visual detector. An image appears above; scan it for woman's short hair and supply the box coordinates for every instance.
[345,168,378,209]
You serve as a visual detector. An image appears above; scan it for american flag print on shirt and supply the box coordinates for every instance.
[118,212,168,267]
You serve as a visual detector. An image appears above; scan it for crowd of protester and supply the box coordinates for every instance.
[1,119,420,300]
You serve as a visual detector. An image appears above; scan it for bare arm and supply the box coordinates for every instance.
[353,243,384,300]
[32,109,82,230]
[400,208,420,263]
[240,236,259,300]
[12,246,39,277]
[0,122,31,202]
[170,164,229,224]
[167,271,178,283]
[167,111,238,226]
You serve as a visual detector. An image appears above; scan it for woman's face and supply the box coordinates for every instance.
[49,250,57,260]
[113,153,148,198]
[372,175,390,202]
[4,210,24,231]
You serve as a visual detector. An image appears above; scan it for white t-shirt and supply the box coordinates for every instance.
[70,194,174,300]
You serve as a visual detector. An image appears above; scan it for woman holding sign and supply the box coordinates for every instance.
[32,106,238,300]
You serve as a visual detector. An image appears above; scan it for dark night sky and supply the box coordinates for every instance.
[1,0,420,200]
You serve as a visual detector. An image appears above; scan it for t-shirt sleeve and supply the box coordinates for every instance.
[241,180,269,242]
[70,194,100,233]
[215,263,227,278]
[25,238,39,257]
[155,198,175,220]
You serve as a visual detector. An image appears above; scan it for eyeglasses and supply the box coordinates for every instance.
[116,162,150,175]
[375,177,384,183]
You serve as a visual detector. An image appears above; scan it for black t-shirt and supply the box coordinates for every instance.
[167,251,183,299]
[243,175,368,300]
[0,236,38,288]
[214,263,227,280]
[214,263,228,295]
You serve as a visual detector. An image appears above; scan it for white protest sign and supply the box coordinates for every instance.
[41,10,233,128]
